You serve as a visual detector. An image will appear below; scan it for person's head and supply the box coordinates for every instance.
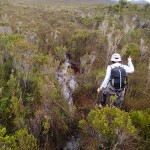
[110,53,122,63]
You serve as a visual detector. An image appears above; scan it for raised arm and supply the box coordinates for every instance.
[123,56,134,73]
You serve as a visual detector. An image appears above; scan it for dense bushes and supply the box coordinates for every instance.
[0,34,71,149]
[0,1,150,149]
[0,127,37,150]
[79,106,137,149]
[130,109,150,149]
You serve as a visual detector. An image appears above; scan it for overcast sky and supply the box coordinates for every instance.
[114,0,150,3]
[128,0,150,2]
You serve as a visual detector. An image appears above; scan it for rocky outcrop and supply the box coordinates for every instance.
[0,26,13,35]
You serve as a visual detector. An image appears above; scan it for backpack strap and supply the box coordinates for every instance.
[120,64,128,86]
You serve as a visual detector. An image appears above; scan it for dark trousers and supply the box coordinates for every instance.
[101,85,125,108]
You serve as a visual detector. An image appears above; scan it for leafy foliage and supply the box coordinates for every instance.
[130,109,150,149]
[0,127,37,150]
[79,106,136,149]
[0,1,150,149]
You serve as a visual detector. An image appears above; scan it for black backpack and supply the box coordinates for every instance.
[110,66,127,89]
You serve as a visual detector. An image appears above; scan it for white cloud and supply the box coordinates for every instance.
[116,0,150,3]
[128,0,150,3]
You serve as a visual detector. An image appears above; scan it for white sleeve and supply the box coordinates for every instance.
[100,66,111,88]
[123,60,134,73]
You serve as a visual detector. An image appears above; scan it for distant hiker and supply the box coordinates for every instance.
[97,53,134,108]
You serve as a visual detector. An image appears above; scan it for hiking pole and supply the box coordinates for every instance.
[94,93,100,105]
[94,92,103,109]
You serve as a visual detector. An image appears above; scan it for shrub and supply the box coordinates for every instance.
[15,128,38,150]
[0,127,37,150]
[119,0,128,7]
[79,106,136,149]
[130,109,150,149]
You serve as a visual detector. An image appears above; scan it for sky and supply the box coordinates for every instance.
[114,0,150,3]
[128,0,150,2]
[115,0,150,3]
[145,0,150,2]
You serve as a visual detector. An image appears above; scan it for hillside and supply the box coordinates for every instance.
[10,0,150,5]
[11,0,113,5]
[0,0,150,149]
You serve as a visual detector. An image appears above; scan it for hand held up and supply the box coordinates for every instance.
[128,56,132,62]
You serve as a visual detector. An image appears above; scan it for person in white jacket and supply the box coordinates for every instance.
[97,53,134,108]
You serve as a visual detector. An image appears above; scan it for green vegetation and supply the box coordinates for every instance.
[131,109,150,149]
[0,127,37,150]
[79,106,137,149]
[0,0,150,149]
